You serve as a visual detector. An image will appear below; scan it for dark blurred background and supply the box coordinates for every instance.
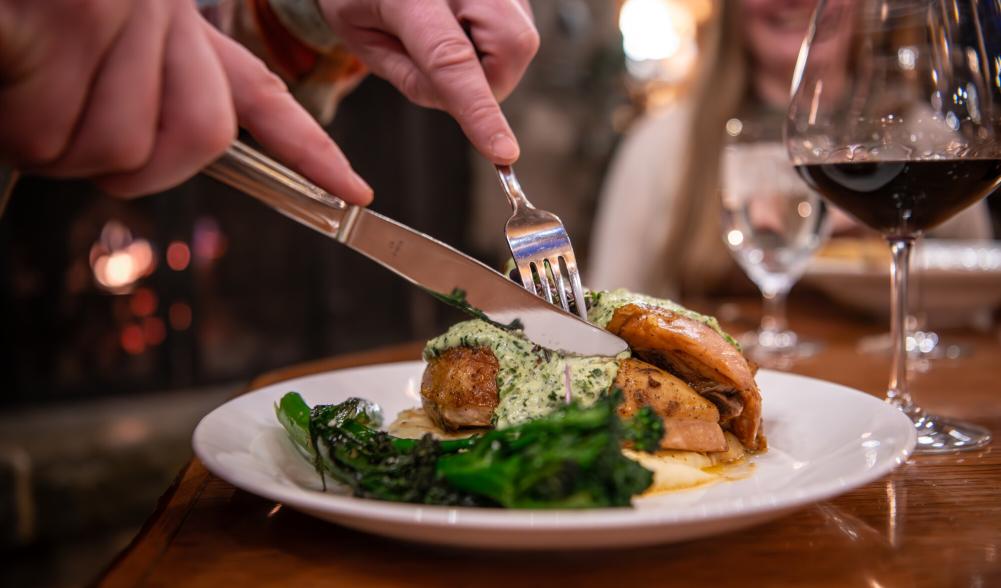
[2,1,1000,586]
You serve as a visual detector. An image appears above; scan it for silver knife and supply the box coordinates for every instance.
[204,141,627,357]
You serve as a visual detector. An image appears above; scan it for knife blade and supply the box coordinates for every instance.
[204,141,628,357]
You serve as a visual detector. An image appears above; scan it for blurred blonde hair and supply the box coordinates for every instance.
[667,0,747,296]
[588,0,749,297]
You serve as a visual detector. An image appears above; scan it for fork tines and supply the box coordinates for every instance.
[497,165,589,320]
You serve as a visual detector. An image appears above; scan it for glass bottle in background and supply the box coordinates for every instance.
[200,0,367,126]
[720,116,830,367]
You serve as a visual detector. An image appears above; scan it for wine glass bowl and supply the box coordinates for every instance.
[786,0,1001,453]
[721,131,830,366]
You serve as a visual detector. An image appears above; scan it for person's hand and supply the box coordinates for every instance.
[319,0,539,164]
[0,0,372,203]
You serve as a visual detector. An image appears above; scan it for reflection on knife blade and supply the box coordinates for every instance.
[204,141,628,357]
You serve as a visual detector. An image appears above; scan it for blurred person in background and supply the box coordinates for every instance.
[0,0,538,199]
[589,0,992,298]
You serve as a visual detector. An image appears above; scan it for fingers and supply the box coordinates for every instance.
[337,27,441,110]
[203,25,373,205]
[380,0,521,163]
[97,3,236,197]
[0,0,129,165]
[452,0,539,102]
[2,1,370,201]
[42,0,169,177]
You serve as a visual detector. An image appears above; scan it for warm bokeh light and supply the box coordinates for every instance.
[143,317,167,346]
[193,216,228,265]
[130,288,158,317]
[166,241,192,271]
[90,220,156,293]
[169,302,193,331]
[619,0,698,84]
[93,241,154,291]
[120,324,146,355]
[725,118,744,137]
[99,252,136,289]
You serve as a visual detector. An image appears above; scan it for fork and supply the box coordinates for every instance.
[495,165,588,320]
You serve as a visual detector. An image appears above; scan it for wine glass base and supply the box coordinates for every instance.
[740,330,823,368]
[856,332,974,360]
[907,413,992,454]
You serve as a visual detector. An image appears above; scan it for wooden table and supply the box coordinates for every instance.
[97,302,1001,587]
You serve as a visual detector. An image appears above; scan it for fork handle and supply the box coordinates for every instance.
[495,165,534,211]
[204,141,352,238]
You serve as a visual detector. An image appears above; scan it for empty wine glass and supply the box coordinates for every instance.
[787,0,1001,453]
[721,118,830,366]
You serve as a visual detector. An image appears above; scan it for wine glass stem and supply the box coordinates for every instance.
[886,237,916,415]
[761,287,790,334]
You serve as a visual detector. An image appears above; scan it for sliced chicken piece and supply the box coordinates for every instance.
[613,358,719,422]
[708,432,747,466]
[613,358,726,452]
[659,419,727,453]
[606,304,766,451]
[420,347,499,431]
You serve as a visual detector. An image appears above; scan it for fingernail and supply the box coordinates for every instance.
[490,133,519,162]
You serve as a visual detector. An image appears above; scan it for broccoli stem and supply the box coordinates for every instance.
[274,390,658,509]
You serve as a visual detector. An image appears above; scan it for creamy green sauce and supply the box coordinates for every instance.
[424,289,737,427]
[423,320,628,428]
[586,288,741,350]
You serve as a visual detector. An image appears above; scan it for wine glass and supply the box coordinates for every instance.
[721,119,830,367]
[856,237,976,362]
[787,0,1001,453]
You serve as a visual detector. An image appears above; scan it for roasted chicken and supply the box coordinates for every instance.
[420,299,765,454]
[421,347,499,430]
[606,304,766,451]
[421,353,729,452]
[614,358,726,452]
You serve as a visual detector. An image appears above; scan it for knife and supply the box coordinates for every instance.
[204,141,627,357]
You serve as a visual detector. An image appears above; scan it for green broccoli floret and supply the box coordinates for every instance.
[275,390,658,508]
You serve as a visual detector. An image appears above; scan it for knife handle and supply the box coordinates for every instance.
[204,141,352,238]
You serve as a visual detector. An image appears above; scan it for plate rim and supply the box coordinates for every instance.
[192,361,917,531]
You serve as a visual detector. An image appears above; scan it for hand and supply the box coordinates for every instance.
[319,0,539,164]
[0,0,372,203]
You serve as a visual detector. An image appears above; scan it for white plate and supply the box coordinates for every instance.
[804,239,1001,326]
[192,361,916,549]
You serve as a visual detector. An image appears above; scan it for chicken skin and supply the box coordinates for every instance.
[614,358,726,452]
[605,304,766,451]
[420,347,499,431]
[421,352,727,452]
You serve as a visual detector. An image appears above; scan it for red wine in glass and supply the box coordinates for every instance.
[786,0,1001,453]
[795,160,1001,236]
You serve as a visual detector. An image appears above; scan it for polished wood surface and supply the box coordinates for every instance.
[98,301,1001,588]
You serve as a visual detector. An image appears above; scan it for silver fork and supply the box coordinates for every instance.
[496,165,588,320]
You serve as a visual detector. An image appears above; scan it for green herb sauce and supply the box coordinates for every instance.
[586,288,741,350]
[423,320,629,428]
